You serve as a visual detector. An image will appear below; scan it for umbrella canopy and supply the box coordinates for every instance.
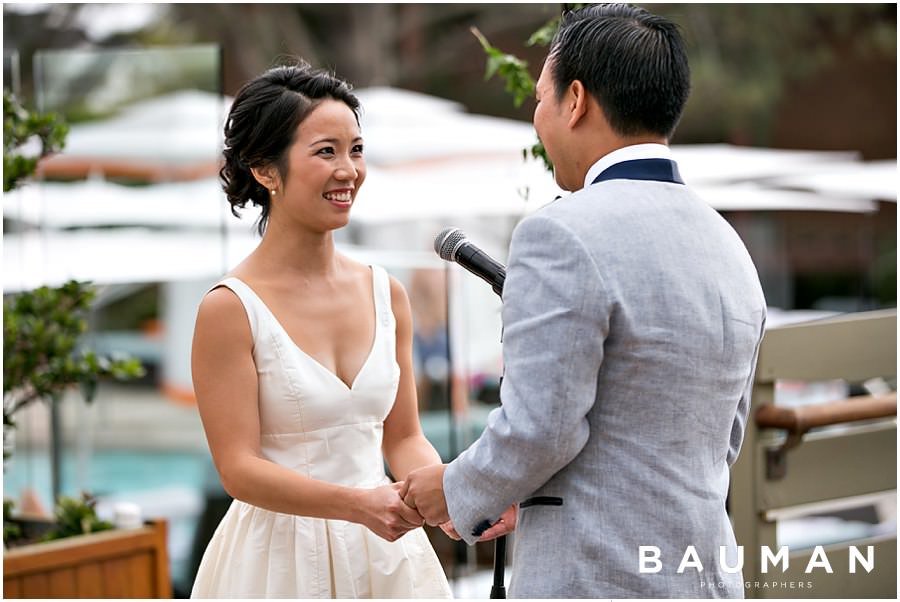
[764,159,897,202]
[4,86,893,292]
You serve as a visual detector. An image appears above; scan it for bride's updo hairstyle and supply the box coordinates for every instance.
[220,60,361,235]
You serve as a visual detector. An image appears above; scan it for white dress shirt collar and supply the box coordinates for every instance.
[582,143,672,190]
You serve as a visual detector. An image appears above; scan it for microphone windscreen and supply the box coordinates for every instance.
[434,227,465,261]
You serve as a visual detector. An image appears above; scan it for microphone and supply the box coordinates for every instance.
[434,227,505,297]
[434,226,507,599]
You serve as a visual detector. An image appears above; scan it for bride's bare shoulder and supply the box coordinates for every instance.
[195,283,250,340]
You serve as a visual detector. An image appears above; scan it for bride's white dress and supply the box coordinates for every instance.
[191,265,452,598]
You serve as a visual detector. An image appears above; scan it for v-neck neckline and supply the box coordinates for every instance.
[227,267,378,392]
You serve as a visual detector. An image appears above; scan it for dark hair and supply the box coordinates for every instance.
[220,60,361,235]
[549,3,690,139]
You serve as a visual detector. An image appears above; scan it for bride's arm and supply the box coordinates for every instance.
[382,276,444,482]
[192,286,421,541]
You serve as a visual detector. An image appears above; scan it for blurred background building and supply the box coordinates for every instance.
[2,2,896,598]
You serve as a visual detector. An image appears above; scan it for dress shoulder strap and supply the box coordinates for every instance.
[370,265,394,330]
[207,277,260,339]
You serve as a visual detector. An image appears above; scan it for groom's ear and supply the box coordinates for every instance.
[567,80,588,129]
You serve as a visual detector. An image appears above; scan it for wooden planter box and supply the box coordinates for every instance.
[3,519,171,599]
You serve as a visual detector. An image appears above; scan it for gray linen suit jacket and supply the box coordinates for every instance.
[443,174,766,598]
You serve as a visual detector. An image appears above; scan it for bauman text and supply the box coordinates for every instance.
[639,545,874,574]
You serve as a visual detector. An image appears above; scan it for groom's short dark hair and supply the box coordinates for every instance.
[549,3,690,139]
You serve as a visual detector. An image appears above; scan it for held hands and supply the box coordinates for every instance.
[356,482,425,542]
[399,464,449,526]
[357,470,519,544]
[400,464,519,541]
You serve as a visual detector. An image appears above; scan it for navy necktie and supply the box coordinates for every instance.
[591,158,684,185]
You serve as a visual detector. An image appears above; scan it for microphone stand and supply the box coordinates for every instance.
[437,233,508,598]
[443,263,471,590]
[486,279,507,600]
[452,269,509,599]
[450,267,508,599]
[490,533,507,599]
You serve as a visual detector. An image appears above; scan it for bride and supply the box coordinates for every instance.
[189,60,452,598]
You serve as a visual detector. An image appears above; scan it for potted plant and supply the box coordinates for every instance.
[4,492,113,547]
[3,493,172,598]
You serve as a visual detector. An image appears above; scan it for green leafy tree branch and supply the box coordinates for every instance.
[3,90,68,193]
[3,281,146,429]
[471,13,572,174]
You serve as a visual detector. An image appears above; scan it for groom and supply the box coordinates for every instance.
[402,4,766,598]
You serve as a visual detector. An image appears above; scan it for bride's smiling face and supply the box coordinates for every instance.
[269,98,366,233]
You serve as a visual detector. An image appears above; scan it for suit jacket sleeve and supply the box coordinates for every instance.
[444,213,608,544]
[727,316,766,466]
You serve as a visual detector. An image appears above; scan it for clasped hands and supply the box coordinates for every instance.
[399,464,517,543]
[363,465,516,543]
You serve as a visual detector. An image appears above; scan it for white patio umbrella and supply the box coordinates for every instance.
[671,144,860,185]
[764,159,897,202]
[39,89,228,166]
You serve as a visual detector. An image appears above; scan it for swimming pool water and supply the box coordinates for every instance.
[3,448,212,504]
